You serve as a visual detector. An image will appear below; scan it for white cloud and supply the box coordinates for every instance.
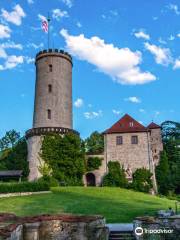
[0,48,7,58]
[168,35,175,41]
[112,109,121,115]
[144,42,172,66]
[177,33,180,38]
[27,0,34,4]
[134,30,150,40]
[167,4,180,15]
[1,4,26,26]
[60,29,156,85]
[27,42,44,49]
[76,21,82,28]
[84,110,102,119]
[125,96,141,103]
[25,56,35,64]
[74,98,84,108]
[52,9,69,21]
[0,41,23,50]
[173,58,180,69]
[0,24,11,39]
[158,37,167,45]
[61,0,73,8]
[139,108,145,113]
[0,55,24,71]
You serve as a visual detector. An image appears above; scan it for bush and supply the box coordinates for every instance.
[86,157,102,171]
[0,181,50,193]
[38,176,59,187]
[102,161,128,187]
[131,168,153,193]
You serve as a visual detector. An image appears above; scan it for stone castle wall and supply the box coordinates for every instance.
[104,132,152,172]
[150,128,163,166]
[27,136,42,181]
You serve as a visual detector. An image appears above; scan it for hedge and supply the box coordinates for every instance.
[0,181,50,193]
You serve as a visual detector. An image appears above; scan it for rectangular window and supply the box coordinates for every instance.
[49,64,52,72]
[47,109,51,119]
[48,84,52,93]
[131,136,138,144]
[116,136,123,145]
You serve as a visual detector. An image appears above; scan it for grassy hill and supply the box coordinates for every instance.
[0,187,176,223]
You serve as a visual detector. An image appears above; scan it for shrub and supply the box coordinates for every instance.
[86,157,102,171]
[131,168,153,193]
[0,181,50,193]
[102,161,128,187]
[38,176,59,187]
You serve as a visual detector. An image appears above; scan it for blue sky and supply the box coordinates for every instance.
[0,0,179,139]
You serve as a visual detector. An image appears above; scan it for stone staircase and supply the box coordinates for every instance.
[109,230,135,240]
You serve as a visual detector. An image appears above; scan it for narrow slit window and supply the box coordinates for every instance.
[48,84,52,93]
[47,109,51,119]
[49,64,52,72]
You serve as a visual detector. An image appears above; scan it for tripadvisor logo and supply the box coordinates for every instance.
[135,227,143,236]
[135,227,174,236]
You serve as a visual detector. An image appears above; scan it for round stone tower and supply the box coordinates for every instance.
[26,49,77,181]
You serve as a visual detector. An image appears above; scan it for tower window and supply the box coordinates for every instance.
[49,64,52,72]
[47,109,51,119]
[116,136,123,145]
[131,135,138,144]
[48,84,52,93]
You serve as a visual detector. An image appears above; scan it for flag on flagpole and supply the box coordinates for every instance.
[42,20,48,33]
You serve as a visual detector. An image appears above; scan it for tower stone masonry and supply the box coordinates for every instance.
[26,49,77,181]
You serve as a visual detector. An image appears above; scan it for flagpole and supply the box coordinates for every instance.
[47,13,50,49]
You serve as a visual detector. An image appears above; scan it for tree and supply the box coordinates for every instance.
[0,130,20,150]
[103,161,128,187]
[156,151,171,195]
[0,137,29,179]
[41,133,86,186]
[132,168,153,193]
[160,121,180,194]
[85,131,104,154]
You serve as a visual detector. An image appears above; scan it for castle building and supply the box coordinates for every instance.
[85,114,163,188]
[26,49,77,181]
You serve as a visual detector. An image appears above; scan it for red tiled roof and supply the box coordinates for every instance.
[104,114,147,134]
[147,122,161,129]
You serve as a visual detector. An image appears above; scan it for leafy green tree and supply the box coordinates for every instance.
[41,133,86,186]
[132,168,153,193]
[156,151,171,195]
[103,161,128,187]
[0,138,29,179]
[160,121,180,194]
[0,130,20,150]
[85,131,104,154]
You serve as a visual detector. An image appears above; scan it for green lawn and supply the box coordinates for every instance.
[0,187,176,223]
